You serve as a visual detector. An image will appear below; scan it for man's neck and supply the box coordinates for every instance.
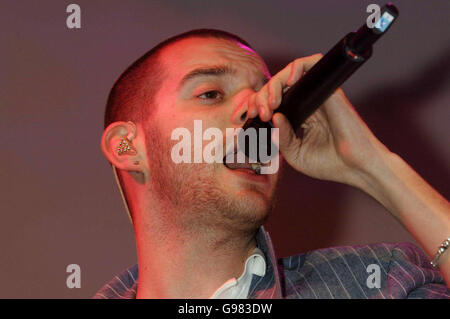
[134,216,258,299]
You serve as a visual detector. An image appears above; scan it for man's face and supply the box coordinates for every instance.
[143,37,280,233]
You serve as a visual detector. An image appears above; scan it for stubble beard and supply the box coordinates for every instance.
[144,124,275,236]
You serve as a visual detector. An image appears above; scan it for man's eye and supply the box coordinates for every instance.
[197,90,223,101]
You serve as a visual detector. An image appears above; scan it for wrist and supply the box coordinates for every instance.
[349,146,401,210]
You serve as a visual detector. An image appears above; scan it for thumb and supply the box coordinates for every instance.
[272,112,302,163]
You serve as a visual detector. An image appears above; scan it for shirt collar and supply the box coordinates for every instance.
[247,226,282,299]
[210,247,266,299]
[110,226,281,299]
[209,226,282,299]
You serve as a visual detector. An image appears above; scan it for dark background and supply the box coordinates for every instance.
[0,0,448,298]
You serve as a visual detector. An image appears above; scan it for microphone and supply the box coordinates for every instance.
[238,3,399,162]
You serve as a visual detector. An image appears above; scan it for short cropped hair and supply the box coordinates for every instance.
[104,29,253,130]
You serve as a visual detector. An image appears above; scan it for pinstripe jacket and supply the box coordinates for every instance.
[93,226,449,299]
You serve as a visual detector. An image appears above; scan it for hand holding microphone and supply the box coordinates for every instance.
[240,3,399,166]
[240,3,399,187]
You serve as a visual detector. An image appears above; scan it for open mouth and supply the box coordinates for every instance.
[223,151,264,175]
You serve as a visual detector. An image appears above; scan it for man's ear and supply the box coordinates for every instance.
[101,121,147,175]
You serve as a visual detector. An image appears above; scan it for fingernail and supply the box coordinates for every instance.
[259,107,265,117]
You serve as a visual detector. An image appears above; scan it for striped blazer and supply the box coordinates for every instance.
[94,227,449,299]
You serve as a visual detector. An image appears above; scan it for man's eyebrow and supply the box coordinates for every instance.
[178,65,237,90]
[178,65,269,90]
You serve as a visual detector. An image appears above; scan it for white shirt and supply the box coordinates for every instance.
[210,247,266,299]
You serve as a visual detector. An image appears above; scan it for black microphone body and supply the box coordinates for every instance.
[272,32,372,130]
[240,3,398,162]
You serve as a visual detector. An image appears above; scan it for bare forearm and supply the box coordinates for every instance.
[357,150,450,286]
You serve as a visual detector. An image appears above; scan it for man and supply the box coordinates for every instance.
[95,29,449,299]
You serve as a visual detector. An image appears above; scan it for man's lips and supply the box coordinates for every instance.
[224,162,262,175]
[220,149,273,186]
[222,150,269,176]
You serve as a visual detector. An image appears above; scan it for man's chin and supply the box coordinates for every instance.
[224,187,273,226]
[218,168,275,220]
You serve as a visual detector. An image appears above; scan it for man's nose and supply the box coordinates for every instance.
[230,90,252,127]
[231,109,247,126]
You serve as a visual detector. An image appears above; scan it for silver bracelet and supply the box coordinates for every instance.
[430,237,450,268]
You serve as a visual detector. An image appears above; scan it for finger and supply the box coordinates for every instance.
[274,54,323,88]
[272,112,302,164]
[265,54,324,111]
[286,53,323,86]
[254,87,272,122]
[248,54,324,123]
[268,77,283,110]
[248,83,276,122]
[246,93,259,119]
